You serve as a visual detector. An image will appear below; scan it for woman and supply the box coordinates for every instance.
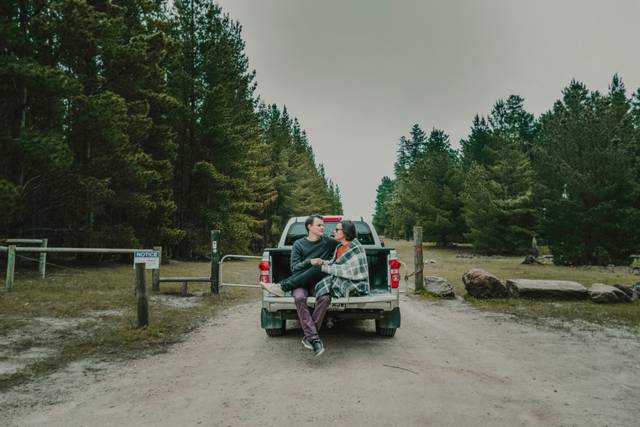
[313,220,370,298]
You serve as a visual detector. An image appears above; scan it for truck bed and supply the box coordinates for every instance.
[267,247,394,292]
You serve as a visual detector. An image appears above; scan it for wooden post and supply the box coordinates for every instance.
[152,245,161,292]
[39,238,47,279]
[211,230,220,295]
[135,263,149,327]
[6,245,16,291]
[413,226,424,292]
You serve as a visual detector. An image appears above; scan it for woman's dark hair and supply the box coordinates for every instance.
[341,220,357,241]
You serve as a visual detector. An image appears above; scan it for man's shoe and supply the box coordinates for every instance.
[301,336,313,350]
[261,282,285,297]
[312,339,325,357]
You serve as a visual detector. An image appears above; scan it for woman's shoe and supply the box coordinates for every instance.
[261,282,285,297]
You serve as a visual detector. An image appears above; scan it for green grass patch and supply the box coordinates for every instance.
[0,260,260,391]
[466,298,640,332]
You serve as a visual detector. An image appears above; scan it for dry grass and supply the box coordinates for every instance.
[388,239,640,330]
[0,258,260,390]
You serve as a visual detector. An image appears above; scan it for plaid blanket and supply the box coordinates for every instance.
[315,239,369,298]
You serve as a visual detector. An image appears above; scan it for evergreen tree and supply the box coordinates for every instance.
[0,0,79,237]
[533,77,639,264]
[460,95,539,254]
[372,176,394,235]
[462,142,538,254]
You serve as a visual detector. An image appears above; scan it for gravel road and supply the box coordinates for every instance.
[6,294,640,427]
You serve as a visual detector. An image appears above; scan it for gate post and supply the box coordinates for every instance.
[211,230,220,295]
[5,245,16,291]
[39,238,48,279]
[135,263,149,327]
[413,226,424,292]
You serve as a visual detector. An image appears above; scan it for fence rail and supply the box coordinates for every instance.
[3,246,154,291]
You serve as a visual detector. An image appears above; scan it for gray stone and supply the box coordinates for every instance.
[424,276,455,299]
[589,283,631,303]
[521,255,542,265]
[462,269,508,298]
[506,279,589,300]
[612,284,633,298]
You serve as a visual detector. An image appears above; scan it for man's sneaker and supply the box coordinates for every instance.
[301,336,313,350]
[312,339,325,357]
[261,282,285,297]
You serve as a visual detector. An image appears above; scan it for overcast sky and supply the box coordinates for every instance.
[216,0,640,221]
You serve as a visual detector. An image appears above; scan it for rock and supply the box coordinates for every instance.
[462,269,508,298]
[506,279,589,300]
[589,283,632,303]
[632,284,640,302]
[521,255,543,265]
[424,276,455,299]
[612,284,633,298]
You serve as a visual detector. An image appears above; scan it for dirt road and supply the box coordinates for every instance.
[6,292,639,427]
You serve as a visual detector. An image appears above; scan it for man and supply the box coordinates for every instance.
[262,214,339,356]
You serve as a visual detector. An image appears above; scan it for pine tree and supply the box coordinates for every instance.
[372,176,395,235]
[460,95,539,254]
[533,77,639,264]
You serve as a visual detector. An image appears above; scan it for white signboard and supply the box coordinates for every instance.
[133,250,160,269]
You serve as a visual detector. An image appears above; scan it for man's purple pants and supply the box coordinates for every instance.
[292,287,331,341]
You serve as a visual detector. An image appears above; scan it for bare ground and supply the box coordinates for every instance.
[2,292,639,427]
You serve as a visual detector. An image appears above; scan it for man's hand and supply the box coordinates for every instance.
[310,258,324,266]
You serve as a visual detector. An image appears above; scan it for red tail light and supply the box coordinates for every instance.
[258,260,270,284]
[322,216,342,222]
[389,258,401,289]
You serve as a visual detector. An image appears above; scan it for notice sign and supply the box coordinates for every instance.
[133,250,160,269]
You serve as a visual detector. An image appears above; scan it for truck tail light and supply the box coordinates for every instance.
[322,216,342,222]
[389,259,401,289]
[258,260,270,284]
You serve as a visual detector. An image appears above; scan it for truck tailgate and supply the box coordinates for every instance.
[263,293,398,311]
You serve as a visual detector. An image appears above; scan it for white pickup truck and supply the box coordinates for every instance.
[259,216,401,337]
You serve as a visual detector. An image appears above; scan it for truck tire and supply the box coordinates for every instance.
[375,325,396,337]
[265,327,285,337]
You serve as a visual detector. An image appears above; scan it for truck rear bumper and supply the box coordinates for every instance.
[262,294,399,312]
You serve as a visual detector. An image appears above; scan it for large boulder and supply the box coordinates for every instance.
[612,284,633,299]
[424,276,455,299]
[506,279,589,300]
[589,283,632,303]
[462,269,508,298]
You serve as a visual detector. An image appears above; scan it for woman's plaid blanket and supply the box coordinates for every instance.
[315,238,370,298]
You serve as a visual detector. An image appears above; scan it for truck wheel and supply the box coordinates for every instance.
[265,328,284,337]
[375,325,396,337]
[265,320,286,337]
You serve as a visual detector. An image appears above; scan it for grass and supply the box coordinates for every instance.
[0,259,260,391]
[388,239,639,330]
[466,298,640,331]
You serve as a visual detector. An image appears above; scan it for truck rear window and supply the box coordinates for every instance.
[284,221,375,245]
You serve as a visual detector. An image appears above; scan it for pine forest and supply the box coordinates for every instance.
[1,0,342,258]
[374,77,640,266]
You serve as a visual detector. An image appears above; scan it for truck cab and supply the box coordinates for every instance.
[259,216,401,337]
